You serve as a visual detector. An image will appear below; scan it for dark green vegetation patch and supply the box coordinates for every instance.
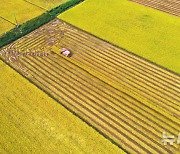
[0,0,83,48]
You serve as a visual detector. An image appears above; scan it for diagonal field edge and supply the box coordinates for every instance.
[0,16,16,25]
[58,19,180,76]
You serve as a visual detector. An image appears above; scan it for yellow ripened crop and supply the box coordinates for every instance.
[0,0,68,35]
[0,18,14,35]
[26,0,68,10]
[0,0,44,25]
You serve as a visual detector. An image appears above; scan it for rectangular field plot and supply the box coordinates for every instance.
[0,18,14,35]
[131,0,180,17]
[0,0,44,25]
[0,19,180,153]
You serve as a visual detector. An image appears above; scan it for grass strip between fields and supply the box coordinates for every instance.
[0,0,84,48]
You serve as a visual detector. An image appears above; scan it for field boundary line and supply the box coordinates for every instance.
[0,16,16,25]
[23,0,47,11]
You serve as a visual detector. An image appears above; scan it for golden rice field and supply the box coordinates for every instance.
[1,19,179,153]
[0,60,125,154]
[0,18,14,36]
[0,0,44,24]
[26,0,68,10]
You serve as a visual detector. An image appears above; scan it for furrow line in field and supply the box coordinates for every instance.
[19,33,55,49]
[73,52,180,116]
[11,28,49,48]
[22,56,176,151]
[15,34,47,49]
[13,23,61,49]
[49,55,180,131]
[136,0,180,11]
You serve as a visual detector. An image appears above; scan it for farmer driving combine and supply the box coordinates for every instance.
[61,48,71,57]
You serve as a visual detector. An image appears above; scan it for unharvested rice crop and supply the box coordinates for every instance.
[0,60,124,154]
[1,19,179,153]
[0,0,70,40]
[26,0,68,10]
[0,0,44,24]
[0,18,14,35]
[59,0,180,73]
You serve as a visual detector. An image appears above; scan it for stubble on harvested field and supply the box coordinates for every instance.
[1,19,179,153]
[0,60,125,154]
[131,0,180,17]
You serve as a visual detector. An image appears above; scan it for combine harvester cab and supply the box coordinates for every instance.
[52,46,72,57]
[61,48,71,57]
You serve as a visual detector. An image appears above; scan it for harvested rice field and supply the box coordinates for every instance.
[131,0,180,17]
[1,19,179,153]
[25,0,68,10]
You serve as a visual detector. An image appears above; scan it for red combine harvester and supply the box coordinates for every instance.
[61,48,71,57]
